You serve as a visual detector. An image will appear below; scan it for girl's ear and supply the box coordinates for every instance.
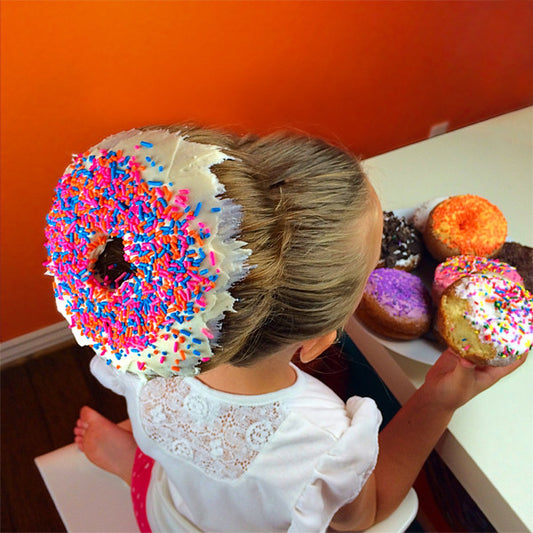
[299,331,337,364]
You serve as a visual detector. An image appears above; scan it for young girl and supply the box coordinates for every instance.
[59,126,524,532]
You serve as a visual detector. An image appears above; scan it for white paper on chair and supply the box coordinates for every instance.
[35,443,138,532]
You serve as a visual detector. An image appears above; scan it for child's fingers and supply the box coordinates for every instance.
[474,352,528,384]
[452,351,528,396]
[457,357,476,369]
[438,347,526,380]
[430,348,461,372]
[427,349,527,408]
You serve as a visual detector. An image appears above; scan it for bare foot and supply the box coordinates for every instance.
[74,406,137,485]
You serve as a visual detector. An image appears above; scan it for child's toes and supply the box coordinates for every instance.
[74,435,84,451]
[76,417,89,429]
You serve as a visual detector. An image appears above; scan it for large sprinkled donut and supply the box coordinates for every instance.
[424,195,507,262]
[437,273,533,366]
[45,129,251,378]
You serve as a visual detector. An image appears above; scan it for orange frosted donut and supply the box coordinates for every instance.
[424,195,507,262]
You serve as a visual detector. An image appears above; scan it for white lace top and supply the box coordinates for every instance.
[91,356,381,533]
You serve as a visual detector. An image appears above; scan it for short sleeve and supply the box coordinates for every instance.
[289,396,382,533]
[90,355,142,397]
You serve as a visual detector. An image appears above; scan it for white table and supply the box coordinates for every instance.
[347,107,533,532]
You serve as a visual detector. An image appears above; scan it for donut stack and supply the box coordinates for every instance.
[355,195,532,366]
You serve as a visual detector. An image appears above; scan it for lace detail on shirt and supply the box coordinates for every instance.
[139,378,288,480]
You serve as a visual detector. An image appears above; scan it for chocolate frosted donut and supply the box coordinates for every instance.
[379,211,422,271]
[355,268,433,340]
[497,242,533,292]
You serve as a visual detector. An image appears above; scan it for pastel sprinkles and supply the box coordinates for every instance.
[456,273,533,360]
[45,129,250,377]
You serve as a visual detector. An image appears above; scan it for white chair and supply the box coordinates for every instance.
[36,444,418,533]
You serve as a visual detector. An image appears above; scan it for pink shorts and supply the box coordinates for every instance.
[131,447,155,533]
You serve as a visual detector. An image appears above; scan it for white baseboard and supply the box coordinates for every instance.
[0,322,75,368]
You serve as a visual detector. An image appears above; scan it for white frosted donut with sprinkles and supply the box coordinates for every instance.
[45,128,251,378]
[437,273,533,366]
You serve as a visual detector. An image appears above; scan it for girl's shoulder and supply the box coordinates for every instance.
[287,366,377,439]
[135,364,381,483]
[137,363,379,445]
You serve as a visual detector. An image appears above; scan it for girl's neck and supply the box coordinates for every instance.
[196,349,298,395]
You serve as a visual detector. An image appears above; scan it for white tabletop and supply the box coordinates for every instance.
[364,106,533,246]
[348,107,533,532]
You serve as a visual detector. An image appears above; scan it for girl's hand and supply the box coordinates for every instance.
[422,348,527,411]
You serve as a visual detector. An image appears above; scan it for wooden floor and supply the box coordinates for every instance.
[1,344,127,532]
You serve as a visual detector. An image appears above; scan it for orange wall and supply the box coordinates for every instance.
[1,1,532,341]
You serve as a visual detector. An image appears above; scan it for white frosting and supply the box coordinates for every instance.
[410,196,447,233]
[47,129,251,377]
[455,273,533,362]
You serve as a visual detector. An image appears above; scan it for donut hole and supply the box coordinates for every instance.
[456,213,474,233]
[93,237,135,289]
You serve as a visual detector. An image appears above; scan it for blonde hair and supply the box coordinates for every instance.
[146,125,373,370]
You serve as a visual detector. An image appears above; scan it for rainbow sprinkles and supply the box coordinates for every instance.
[44,129,251,378]
[455,273,533,362]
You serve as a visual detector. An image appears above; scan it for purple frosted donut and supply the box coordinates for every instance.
[355,268,433,340]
